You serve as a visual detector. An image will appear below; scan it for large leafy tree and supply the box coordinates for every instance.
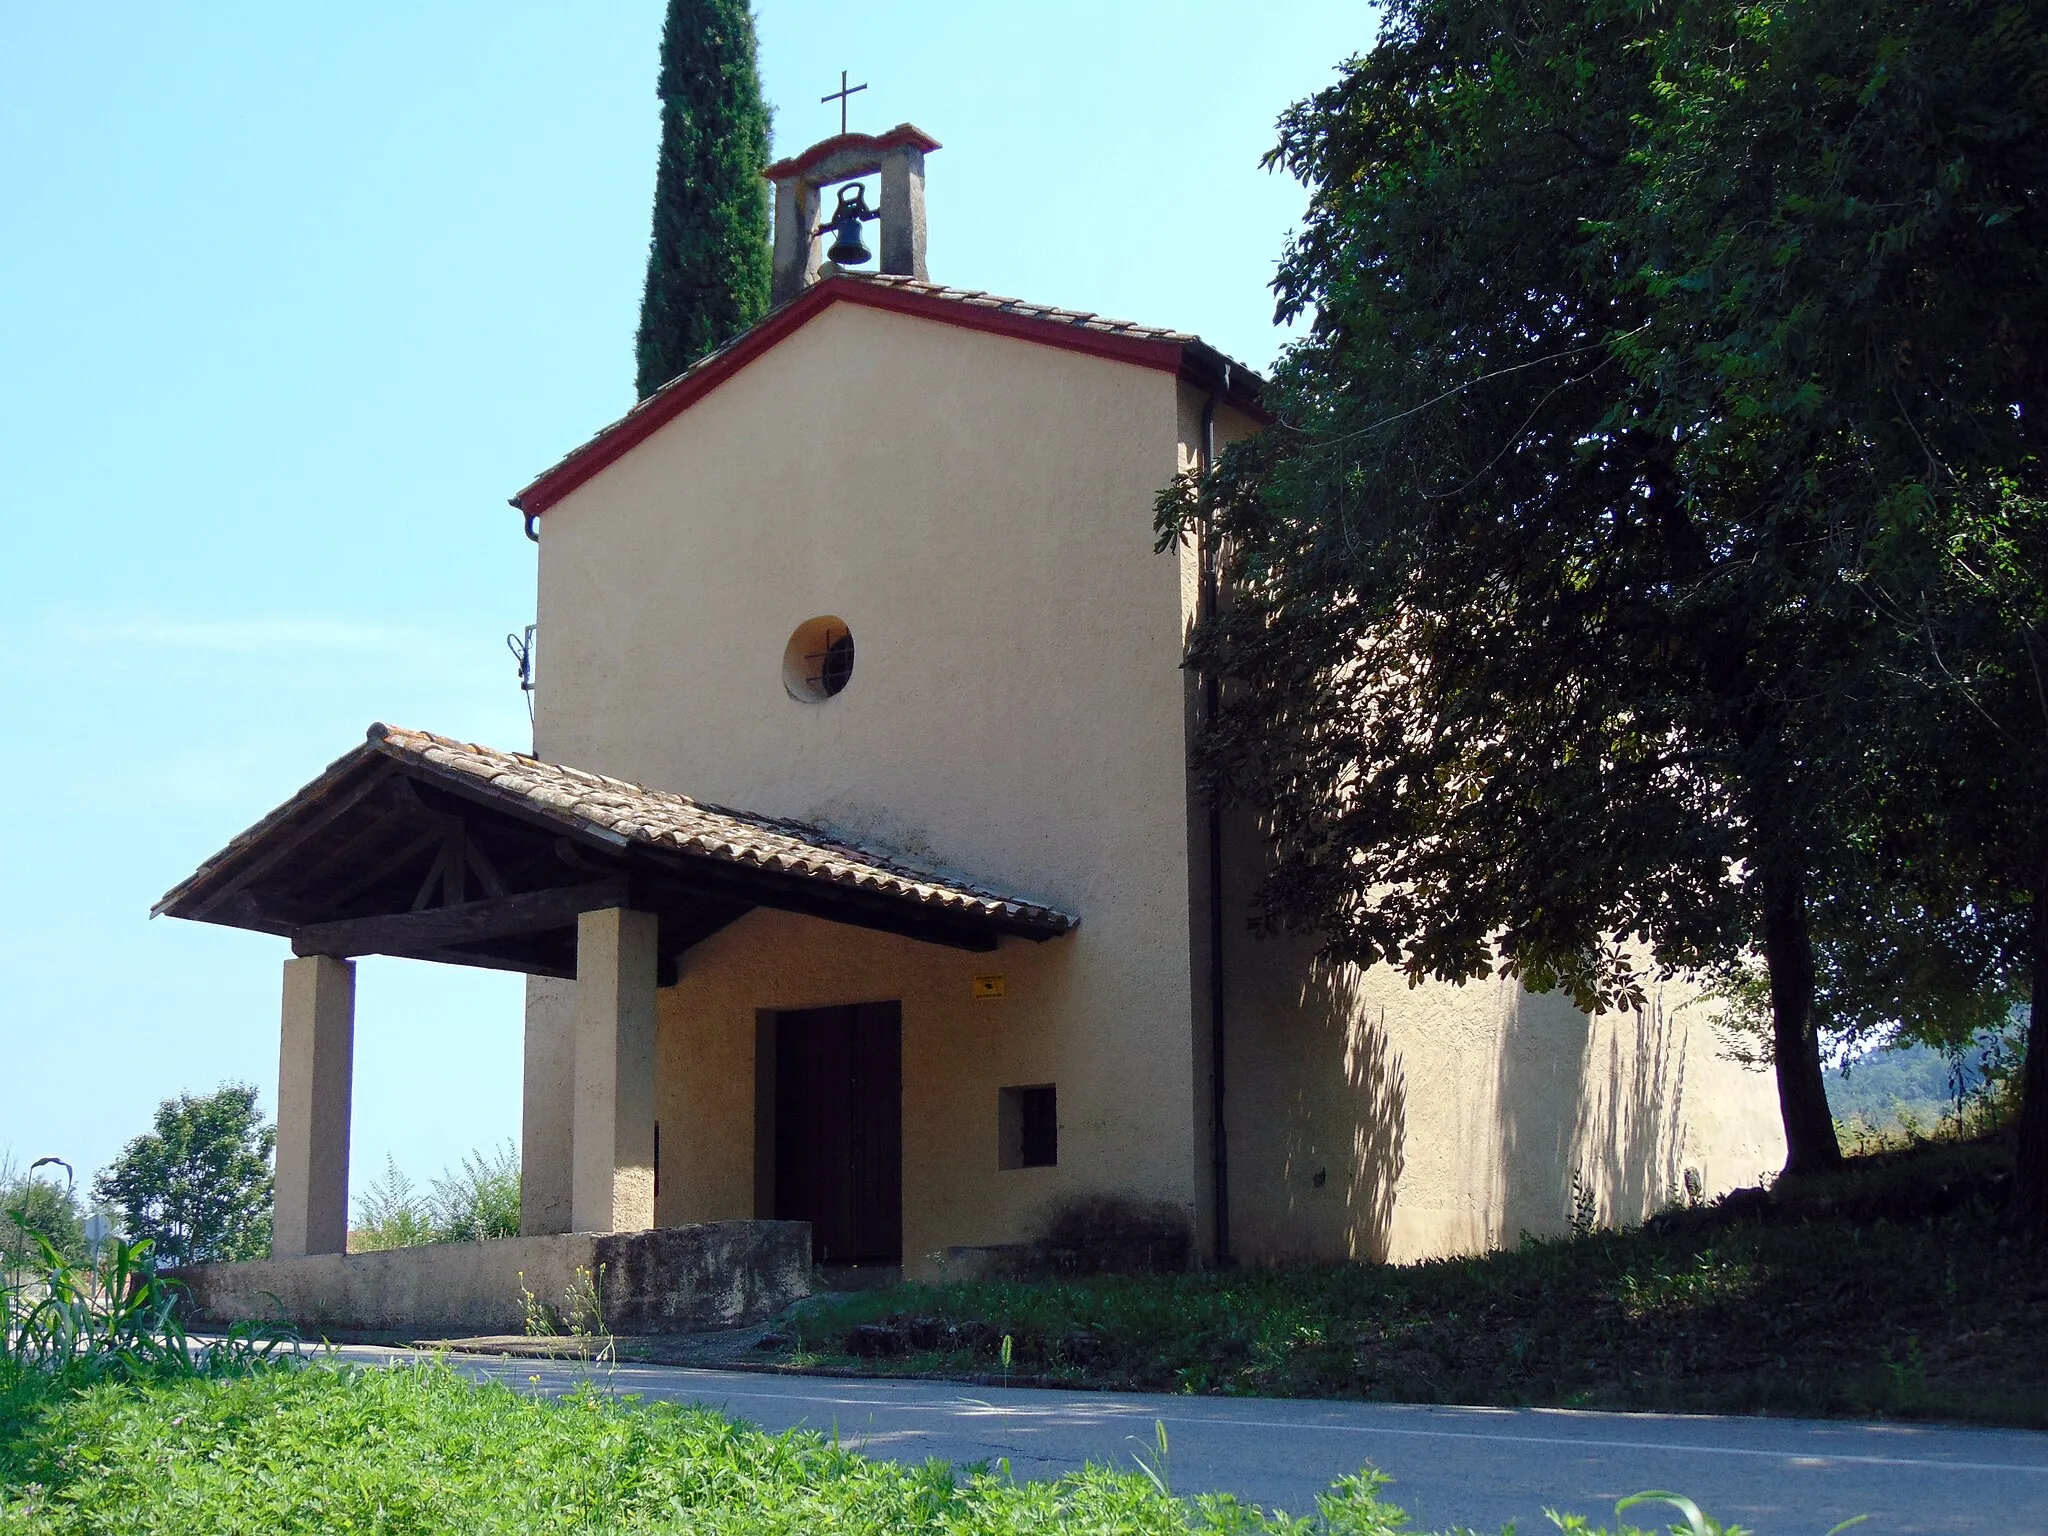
[1163,0,2034,1176]
[94,1084,275,1265]
[1171,0,2046,1187]
[634,0,772,399]
[1634,0,2047,1220]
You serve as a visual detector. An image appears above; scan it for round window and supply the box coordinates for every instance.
[783,616,855,702]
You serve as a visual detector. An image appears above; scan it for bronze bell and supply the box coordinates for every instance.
[821,183,876,267]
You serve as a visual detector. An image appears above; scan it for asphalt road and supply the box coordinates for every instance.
[336,1346,2048,1534]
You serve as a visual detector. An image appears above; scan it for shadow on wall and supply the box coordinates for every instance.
[1495,986,1689,1240]
[1018,1193,1196,1276]
[1595,996,1692,1223]
[1297,957,1407,1263]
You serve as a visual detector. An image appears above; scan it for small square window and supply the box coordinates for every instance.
[999,1084,1057,1170]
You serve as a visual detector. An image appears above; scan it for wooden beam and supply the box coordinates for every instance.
[636,858,1007,951]
[291,879,628,959]
[189,766,397,919]
[200,889,304,936]
[659,898,754,961]
[275,789,423,897]
[321,825,444,909]
[387,946,578,982]
[464,834,509,899]
[409,842,452,912]
[397,754,1054,943]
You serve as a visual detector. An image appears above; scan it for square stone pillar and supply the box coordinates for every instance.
[878,143,928,280]
[771,177,823,305]
[272,954,355,1258]
[571,907,658,1234]
[519,975,576,1236]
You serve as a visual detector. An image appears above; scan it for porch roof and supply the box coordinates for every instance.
[155,724,1078,981]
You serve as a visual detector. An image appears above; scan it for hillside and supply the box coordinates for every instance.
[768,1132,2045,1427]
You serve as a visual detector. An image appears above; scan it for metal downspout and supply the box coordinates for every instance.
[1200,374,1231,1268]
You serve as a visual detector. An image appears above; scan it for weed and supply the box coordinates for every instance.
[516,1264,613,1363]
[0,1214,293,1384]
[352,1142,520,1252]
[1568,1169,1600,1238]
[351,1155,438,1251]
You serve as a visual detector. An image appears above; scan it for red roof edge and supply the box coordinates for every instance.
[763,124,942,182]
[511,277,1267,516]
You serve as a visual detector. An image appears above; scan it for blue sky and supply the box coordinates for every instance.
[0,1,1374,1208]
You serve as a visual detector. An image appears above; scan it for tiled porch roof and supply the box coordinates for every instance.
[156,724,1077,975]
[371,726,1075,933]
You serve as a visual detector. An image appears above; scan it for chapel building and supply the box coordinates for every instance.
[161,124,1783,1288]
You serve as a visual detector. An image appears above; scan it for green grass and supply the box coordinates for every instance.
[0,1223,1812,1535]
[0,1359,1403,1535]
[0,1199,1787,1533]
[779,1134,2047,1427]
[0,1360,1786,1535]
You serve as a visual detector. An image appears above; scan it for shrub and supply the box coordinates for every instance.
[431,1141,520,1243]
[350,1156,439,1252]
[351,1143,520,1252]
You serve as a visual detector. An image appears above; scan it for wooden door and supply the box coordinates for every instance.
[773,1002,902,1264]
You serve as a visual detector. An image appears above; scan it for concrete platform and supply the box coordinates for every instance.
[171,1220,810,1336]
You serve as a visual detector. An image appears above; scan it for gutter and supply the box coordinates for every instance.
[1199,373,1231,1269]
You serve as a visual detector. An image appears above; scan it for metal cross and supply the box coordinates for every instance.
[821,70,868,135]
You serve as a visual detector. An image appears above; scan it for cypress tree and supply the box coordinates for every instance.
[634,0,772,399]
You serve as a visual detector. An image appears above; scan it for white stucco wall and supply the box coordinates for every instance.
[652,909,1168,1270]
[1213,821,1788,1268]
[532,300,1209,1272]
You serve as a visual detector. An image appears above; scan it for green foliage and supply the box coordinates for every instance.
[0,1163,84,1271]
[633,0,772,398]
[0,1360,1369,1534]
[1161,0,1880,1174]
[0,1358,1754,1534]
[432,1140,521,1243]
[350,1143,520,1252]
[0,1217,291,1387]
[787,1135,2042,1426]
[518,1263,610,1356]
[349,1156,438,1253]
[1622,0,2048,1227]
[1707,874,2027,1070]
[1165,0,2048,1179]
[1826,1028,2028,1142]
[92,1085,273,1267]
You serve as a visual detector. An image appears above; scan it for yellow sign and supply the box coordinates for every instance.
[971,975,1006,1001]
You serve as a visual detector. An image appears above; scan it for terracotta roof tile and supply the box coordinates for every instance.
[157,725,1078,941]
